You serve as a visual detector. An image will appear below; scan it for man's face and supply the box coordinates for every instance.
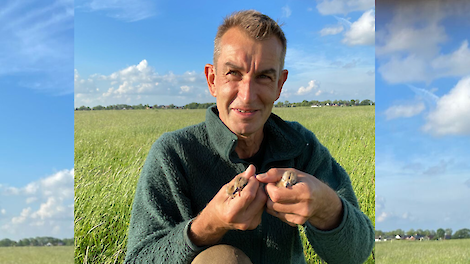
[205,27,288,139]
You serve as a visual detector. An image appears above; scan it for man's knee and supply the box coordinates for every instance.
[192,244,252,264]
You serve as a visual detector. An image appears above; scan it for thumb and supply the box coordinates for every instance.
[244,164,256,178]
[256,168,283,183]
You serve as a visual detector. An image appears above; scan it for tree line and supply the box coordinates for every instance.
[75,99,374,111]
[0,236,74,247]
[375,228,470,240]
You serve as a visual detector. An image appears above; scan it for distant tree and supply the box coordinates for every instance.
[92,105,104,110]
[309,100,320,106]
[452,228,470,239]
[301,100,310,107]
[0,238,15,247]
[416,229,424,236]
[275,101,284,107]
[437,228,445,239]
[133,104,145,110]
[360,99,372,106]
[375,230,384,238]
[406,229,415,236]
[76,106,91,111]
[445,228,453,237]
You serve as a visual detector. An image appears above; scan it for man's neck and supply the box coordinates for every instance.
[235,130,264,160]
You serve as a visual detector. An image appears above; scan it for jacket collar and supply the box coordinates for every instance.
[205,105,307,164]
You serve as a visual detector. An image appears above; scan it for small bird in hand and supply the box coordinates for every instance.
[276,170,298,188]
[226,176,248,198]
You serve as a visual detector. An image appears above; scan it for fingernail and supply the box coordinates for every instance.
[256,173,265,179]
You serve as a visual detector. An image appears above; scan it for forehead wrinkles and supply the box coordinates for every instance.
[216,27,281,73]
[218,40,279,75]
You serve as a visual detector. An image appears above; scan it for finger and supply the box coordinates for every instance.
[244,164,256,179]
[245,184,268,216]
[255,167,284,183]
[270,201,312,219]
[265,182,306,204]
[265,207,298,227]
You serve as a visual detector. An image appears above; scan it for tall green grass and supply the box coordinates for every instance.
[375,239,470,263]
[74,106,375,263]
[0,246,74,264]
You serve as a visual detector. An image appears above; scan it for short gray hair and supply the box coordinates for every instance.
[213,10,287,72]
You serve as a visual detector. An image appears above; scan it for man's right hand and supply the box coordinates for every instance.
[188,164,267,247]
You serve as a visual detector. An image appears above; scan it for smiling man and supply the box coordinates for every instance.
[125,10,373,264]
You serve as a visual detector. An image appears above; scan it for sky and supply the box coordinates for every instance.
[375,0,470,233]
[0,0,74,240]
[74,0,375,108]
[5,0,469,242]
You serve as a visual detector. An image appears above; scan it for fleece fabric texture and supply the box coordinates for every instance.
[124,106,374,264]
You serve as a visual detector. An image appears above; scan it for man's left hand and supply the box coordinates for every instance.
[256,168,343,230]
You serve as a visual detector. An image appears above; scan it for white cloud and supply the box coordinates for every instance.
[320,25,344,36]
[342,9,375,46]
[376,24,447,59]
[179,85,192,94]
[1,209,5,215]
[0,169,74,239]
[432,40,470,77]
[76,0,156,22]
[11,208,31,224]
[0,0,74,95]
[316,0,374,15]
[296,80,320,95]
[378,55,429,84]
[376,1,470,84]
[377,212,390,223]
[75,60,209,107]
[423,76,470,136]
[26,197,38,204]
[31,197,67,220]
[384,102,425,120]
[282,5,291,18]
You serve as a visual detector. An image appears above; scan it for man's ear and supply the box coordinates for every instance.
[275,69,288,101]
[205,64,217,97]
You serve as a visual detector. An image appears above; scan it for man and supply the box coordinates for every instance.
[125,10,374,264]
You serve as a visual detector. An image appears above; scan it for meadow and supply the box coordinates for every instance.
[74,106,375,263]
[0,246,74,264]
[375,239,470,263]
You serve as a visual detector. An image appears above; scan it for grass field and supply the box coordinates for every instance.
[0,246,74,264]
[375,239,470,263]
[74,106,375,263]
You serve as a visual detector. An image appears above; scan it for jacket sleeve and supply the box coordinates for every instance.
[124,134,203,263]
[297,126,374,264]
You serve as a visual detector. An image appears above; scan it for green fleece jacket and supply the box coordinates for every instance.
[125,106,374,264]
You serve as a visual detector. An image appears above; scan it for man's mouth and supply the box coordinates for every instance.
[235,108,257,113]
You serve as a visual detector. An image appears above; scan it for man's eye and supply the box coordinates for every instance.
[227,70,239,76]
[259,74,272,80]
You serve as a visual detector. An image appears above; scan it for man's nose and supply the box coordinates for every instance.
[238,78,256,103]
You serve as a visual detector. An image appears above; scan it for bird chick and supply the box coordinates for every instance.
[276,170,298,188]
[226,176,248,198]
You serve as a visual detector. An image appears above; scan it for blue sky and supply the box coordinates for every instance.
[0,0,74,240]
[74,0,375,108]
[1,0,376,241]
[375,0,470,233]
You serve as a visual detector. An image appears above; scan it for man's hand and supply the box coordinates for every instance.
[188,165,267,246]
[256,168,343,230]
